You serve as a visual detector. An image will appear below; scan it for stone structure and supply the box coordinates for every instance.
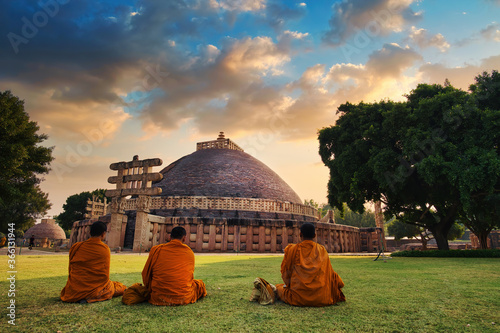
[105,155,163,251]
[84,196,109,219]
[319,210,335,223]
[24,219,67,248]
[70,133,382,253]
[359,227,384,252]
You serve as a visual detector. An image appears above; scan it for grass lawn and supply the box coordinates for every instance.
[1,253,499,332]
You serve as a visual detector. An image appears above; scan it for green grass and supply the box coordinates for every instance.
[1,254,499,332]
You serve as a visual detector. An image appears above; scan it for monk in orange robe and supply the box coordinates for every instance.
[142,226,207,306]
[60,221,126,303]
[276,223,345,307]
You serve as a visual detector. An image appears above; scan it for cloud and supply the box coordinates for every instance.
[262,1,307,31]
[0,0,278,145]
[211,0,266,12]
[418,54,500,90]
[137,36,291,136]
[322,0,421,46]
[407,26,450,52]
[2,81,130,143]
[485,0,500,5]
[480,22,500,41]
[273,43,423,140]
[138,42,424,142]
[365,43,423,77]
[456,22,500,46]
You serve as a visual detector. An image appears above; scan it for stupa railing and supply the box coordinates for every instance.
[121,195,318,218]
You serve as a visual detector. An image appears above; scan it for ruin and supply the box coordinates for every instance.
[70,132,383,253]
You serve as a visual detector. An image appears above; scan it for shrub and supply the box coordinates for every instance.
[390,249,500,258]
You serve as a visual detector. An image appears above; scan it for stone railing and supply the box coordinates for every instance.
[122,196,318,218]
[196,137,243,152]
[69,215,127,248]
[133,217,360,253]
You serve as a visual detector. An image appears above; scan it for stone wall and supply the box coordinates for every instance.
[69,214,127,247]
[359,227,384,252]
[141,217,360,253]
[69,215,365,253]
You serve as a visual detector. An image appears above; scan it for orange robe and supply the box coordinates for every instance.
[276,240,345,307]
[142,239,207,305]
[60,237,126,303]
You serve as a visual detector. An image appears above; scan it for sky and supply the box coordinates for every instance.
[1,0,500,218]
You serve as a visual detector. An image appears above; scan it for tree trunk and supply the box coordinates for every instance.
[433,231,449,250]
[430,221,452,250]
[374,201,386,250]
[418,232,428,250]
[429,204,459,250]
[478,232,489,249]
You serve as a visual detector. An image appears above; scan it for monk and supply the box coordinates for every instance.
[60,221,126,303]
[142,226,207,305]
[276,223,345,307]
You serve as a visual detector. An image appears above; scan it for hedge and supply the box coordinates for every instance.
[390,249,500,258]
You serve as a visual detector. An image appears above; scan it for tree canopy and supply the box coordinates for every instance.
[0,91,53,235]
[55,189,107,230]
[319,71,500,250]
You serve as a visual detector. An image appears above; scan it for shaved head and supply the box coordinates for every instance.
[300,223,316,239]
[171,226,187,240]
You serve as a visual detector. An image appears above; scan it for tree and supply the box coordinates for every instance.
[0,91,53,235]
[319,72,500,250]
[333,203,376,228]
[387,219,431,250]
[461,70,500,248]
[459,194,500,249]
[305,199,376,227]
[388,219,464,250]
[304,199,319,210]
[55,189,107,230]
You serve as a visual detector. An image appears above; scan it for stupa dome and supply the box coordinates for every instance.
[154,133,302,204]
[24,219,66,239]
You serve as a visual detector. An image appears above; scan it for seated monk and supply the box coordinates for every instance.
[276,223,346,307]
[60,221,126,303]
[142,226,207,306]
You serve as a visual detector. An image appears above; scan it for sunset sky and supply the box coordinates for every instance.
[2,0,500,218]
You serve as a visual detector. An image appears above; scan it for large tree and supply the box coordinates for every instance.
[55,189,108,231]
[0,91,53,235]
[460,71,500,248]
[319,72,500,250]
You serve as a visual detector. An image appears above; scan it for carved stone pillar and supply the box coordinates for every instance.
[133,195,152,252]
[108,197,126,249]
